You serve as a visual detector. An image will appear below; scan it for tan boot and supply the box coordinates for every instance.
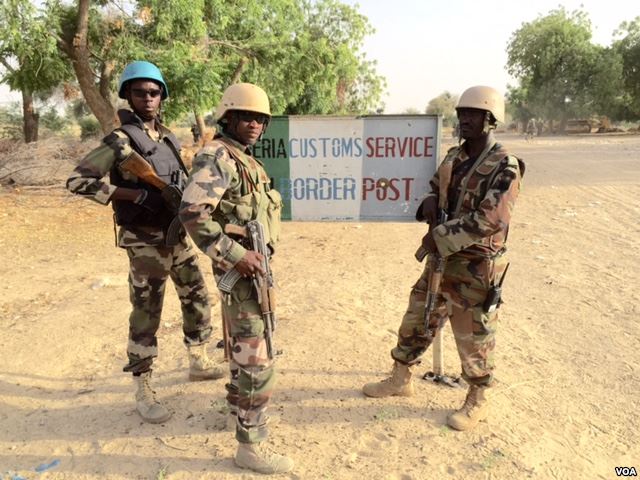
[447,385,489,431]
[234,442,294,474]
[362,362,414,398]
[188,343,225,381]
[134,371,172,424]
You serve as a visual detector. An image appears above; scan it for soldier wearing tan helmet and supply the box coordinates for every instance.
[179,83,291,474]
[362,86,525,431]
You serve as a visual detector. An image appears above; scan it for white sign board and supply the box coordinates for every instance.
[252,115,441,221]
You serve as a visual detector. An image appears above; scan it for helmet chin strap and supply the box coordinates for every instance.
[482,111,494,135]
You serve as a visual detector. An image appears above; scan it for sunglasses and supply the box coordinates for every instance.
[131,88,163,98]
[236,111,269,125]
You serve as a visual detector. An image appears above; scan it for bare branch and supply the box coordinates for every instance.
[206,39,254,57]
[0,57,17,75]
[227,57,248,86]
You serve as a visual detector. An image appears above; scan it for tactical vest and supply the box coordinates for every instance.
[444,142,524,218]
[443,142,525,255]
[211,136,283,246]
[109,110,184,227]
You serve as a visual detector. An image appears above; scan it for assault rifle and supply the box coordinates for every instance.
[118,151,185,245]
[218,221,277,360]
[414,162,452,336]
[415,163,462,388]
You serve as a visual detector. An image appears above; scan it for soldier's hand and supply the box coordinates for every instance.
[421,231,438,254]
[161,185,182,214]
[134,189,165,212]
[236,250,266,278]
[416,196,437,224]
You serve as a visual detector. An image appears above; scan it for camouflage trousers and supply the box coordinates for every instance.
[391,254,508,386]
[218,275,275,445]
[123,238,212,374]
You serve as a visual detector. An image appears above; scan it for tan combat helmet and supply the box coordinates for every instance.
[456,86,505,124]
[215,82,271,122]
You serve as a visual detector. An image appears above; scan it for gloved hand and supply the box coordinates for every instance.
[133,189,165,212]
[415,195,437,224]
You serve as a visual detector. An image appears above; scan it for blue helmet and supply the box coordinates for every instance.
[118,61,169,100]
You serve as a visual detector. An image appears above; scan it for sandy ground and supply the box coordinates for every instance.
[0,133,639,480]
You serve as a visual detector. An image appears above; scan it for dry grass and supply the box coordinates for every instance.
[0,137,98,186]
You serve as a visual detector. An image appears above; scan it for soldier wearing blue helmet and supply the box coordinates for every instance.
[118,60,169,100]
[67,61,224,424]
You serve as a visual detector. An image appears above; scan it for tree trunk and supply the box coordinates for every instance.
[195,111,207,146]
[22,89,39,143]
[58,0,117,134]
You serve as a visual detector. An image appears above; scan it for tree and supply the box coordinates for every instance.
[506,7,623,130]
[613,17,640,119]
[46,0,386,134]
[425,91,458,126]
[286,0,385,114]
[506,84,534,131]
[0,0,71,142]
[49,0,143,133]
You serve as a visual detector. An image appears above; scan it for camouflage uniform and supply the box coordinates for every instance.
[66,111,212,374]
[392,139,524,386]
[179,132,282,444]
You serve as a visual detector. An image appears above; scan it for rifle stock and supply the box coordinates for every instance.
[119,151,168,190]
[118,151,185,245]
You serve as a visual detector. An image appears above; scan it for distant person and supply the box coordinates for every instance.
[362,86,526,431]
[179,83,292,474]
[191,123,202,143]
[66,61,224,424]
[526,118,537,140]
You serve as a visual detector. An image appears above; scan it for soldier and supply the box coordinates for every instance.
[179,83,292,474]
[525,117,537,140]
[362,86,525,431]
[190,123,201,143]
[66,61,224,424]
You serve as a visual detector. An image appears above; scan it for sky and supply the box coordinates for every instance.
[1,0,640,113]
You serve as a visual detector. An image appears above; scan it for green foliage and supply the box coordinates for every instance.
[0,0,74,141]
[425,91,458,126]
[78,116,101,140]
[613,17,640,119]
[0,0,72,93]
[39,106,69,133]
[506,84,533,126]
[44,0,385,126]
[506,7,625,126]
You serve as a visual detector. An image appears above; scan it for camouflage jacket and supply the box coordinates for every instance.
[66,113,178,247]
[428,138,525,259]
[179,132,282,272]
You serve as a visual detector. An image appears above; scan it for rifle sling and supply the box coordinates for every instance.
[452,139,497,218]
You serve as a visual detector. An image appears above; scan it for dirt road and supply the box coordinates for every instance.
[1,133,639,479]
